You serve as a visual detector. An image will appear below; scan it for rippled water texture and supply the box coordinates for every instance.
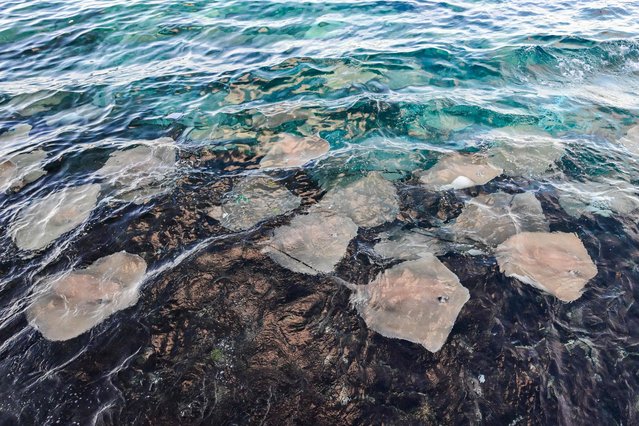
[1,1,639,424]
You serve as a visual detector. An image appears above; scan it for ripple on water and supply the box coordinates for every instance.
[0,0,638,424]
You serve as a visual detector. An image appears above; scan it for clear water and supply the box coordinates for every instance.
[1,1,639,424]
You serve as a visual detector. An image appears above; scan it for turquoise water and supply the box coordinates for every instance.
[1,1,639,424]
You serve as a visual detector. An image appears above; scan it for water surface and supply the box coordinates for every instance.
[1,1,639,424]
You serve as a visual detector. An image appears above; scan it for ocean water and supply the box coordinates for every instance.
[1,0,639,424]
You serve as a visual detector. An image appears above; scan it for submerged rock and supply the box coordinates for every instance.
[207,176,301,231]
[484,128,565,177]
[496,232,598,302]
[97,138,176,204]
[350,254,470,352]
[556,178,639,218]
[419,153,502,190]
[374,228,448,260]
[11,183,101,251]
[264,211,358,275]
[259,133,329,169]
[26,252,147,341]
[0,149,47,192]
[313,173,399,228]
[451,192,549,247]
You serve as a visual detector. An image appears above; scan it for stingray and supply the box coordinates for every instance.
[11,183,101,251]
[97,138,176,204]
[188,125,256,142]
[26,252,147,341]
[484,128,565,177]
[312,173,399,228]
[0,149,47,192]
[451,192,549,247]
[421,111,473,132]
[419,153,502,190]
[374,228,448,260]
[307,136,429,186]
[556,178,639,218]
[322,64,378,91]
[575,81,639,110]
[5,91,68,116]
[207,176,301,231]
[496,232,598,302]
[0,123,32,145]
[259,133,329,169]
[44,103,109,127]
[619,124,639,156]
[263,211,358,275]
[350,254,470,352]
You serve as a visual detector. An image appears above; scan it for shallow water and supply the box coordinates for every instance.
[1,0,639,424]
